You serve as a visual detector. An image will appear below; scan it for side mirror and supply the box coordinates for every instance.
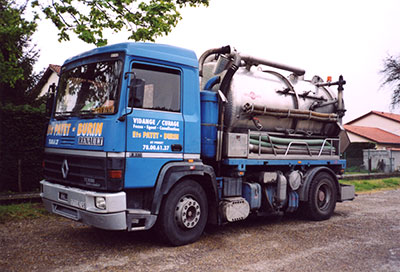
[46,83,57,118]
[118,74,145,122]
[129,78,145,108]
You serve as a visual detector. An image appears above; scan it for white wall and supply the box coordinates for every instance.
[363,149,400,172]
[39,72,59,97]
[346,131,370,143]
[351,114,400,136]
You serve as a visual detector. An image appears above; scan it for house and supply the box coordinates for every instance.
[344,111,400,172]
[346,111,400,137]
[35,64,61,98]
[344,124,400,150]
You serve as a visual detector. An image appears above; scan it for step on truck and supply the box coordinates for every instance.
[41,43,355,246]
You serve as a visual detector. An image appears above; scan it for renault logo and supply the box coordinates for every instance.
[61,159,69,179]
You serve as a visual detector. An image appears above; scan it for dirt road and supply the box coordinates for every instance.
[1,189,400,272]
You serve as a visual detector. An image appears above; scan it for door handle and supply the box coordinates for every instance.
[171,144,182,152]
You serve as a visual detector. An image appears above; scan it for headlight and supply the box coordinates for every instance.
[95,197,106,210]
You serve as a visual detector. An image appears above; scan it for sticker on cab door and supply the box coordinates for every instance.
[131,117,181,151]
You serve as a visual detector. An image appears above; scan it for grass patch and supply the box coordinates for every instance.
[0,203,49,224]
[345,171,370,175]
[341,177,400,192]
[344,166,381,175]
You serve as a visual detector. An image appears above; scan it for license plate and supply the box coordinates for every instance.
[59,192,68,201]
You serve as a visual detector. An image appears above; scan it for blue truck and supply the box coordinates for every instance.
[41,43,355,246]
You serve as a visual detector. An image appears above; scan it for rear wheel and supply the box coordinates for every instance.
[306,172,337,221]
[157,179,208,246]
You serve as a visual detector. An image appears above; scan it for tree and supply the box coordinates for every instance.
[0,0,209,103]
[381,55,400,108]
[0,0,40,105]
[32,0,209,47]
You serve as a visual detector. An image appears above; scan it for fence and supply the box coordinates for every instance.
[344,146,400,174]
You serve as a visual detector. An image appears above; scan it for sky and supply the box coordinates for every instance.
[32,0,400,123]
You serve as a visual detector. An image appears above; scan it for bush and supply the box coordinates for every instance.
[0,103,47,192]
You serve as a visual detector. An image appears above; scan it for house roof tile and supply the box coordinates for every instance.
[344,125,400,144]
[49,64,61,75]
[346,110,400,125]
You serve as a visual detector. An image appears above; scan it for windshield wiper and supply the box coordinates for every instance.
[79,112,106,119]
[54,113,72,120]
[54,116,69,120]
[54,111,106,120]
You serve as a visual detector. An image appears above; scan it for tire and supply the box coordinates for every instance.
[305,172,337,221]
[157,179,208,246]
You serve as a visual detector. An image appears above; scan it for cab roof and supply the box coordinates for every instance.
[63,42,198,68]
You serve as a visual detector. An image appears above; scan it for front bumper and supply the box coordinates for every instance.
[42,198,127,230]
[40,180,156,231]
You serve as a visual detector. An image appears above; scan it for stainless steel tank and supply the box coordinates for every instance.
[201,59,341,137]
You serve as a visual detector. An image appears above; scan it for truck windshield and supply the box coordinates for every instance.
[54,60,123,118]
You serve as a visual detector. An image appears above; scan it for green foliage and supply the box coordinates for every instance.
[32,0,209,46]
[381,55,400,108]
[0,0,41,105]
[382,178,400,187]
[0,103,47,192]
[0,0,37,87]
[341,177,400,192]
[0,203,49,223]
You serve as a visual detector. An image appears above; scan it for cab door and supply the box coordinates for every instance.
[125,61,184,188]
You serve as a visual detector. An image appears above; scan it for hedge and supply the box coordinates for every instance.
[0,103,47,192]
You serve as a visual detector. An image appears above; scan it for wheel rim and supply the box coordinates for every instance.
[316,182,331,211]
[175,196,201,229]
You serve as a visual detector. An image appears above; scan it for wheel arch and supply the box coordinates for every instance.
[151,162,218,225]
[298,166,339,202]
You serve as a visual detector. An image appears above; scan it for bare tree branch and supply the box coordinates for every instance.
[381,55,400,108]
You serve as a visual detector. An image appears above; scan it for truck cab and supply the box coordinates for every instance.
[42,43,211,232]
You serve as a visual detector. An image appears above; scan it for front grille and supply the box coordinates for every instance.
[44,152,107,190]
[60,137,75,145]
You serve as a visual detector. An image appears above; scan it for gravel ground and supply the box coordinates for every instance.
[1,189,400,272]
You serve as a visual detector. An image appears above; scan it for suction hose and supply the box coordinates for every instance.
[219,52,241,96]
[216,52,242,161]
[199,45,231,77]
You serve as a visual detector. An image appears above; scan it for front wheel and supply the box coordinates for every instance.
[157,179,208,246]
[305,172,337,221]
